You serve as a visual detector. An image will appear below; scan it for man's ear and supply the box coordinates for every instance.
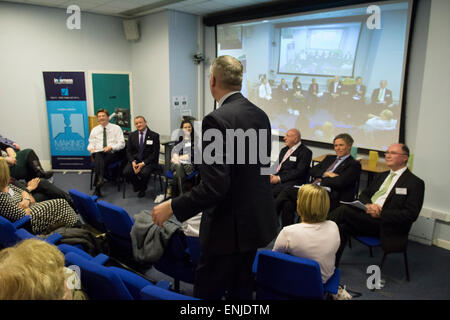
[210,74,216,88]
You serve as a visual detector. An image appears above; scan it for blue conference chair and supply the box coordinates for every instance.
[354,236,410,281]
[0,215,62,248]
[153,231,199,292]
[96,200,134,258]
[252,249,340,300]
[140,284,199,300]
[64,251,169,300]
[69,189,105,232]
[163,169,199,200]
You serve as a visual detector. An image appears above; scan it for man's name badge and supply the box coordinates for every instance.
[146,140,153,145]
[289,156,297,162]
[395,188,407,195]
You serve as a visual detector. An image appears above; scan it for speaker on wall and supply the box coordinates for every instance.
[122,19,140,41]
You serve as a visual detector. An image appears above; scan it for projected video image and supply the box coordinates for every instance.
[217,1,412,152]
[279,22,361,77]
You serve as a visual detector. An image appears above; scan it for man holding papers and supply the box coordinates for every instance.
[329,143,425,267]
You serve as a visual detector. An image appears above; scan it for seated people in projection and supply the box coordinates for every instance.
[364,109,397,131]
[291,77,305,108]
[258,74,272,101]
[371,80,393,111]
[352,76,366,102]
[307,78,319,110]
[277,78,289,104]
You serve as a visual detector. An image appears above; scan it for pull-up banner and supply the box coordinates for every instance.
[43,71,90,169]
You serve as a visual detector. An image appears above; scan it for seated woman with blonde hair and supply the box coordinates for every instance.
[0,158,78,234]
[0,239,87,300]
[273,184,340,283]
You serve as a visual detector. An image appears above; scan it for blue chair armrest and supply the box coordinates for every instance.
[13,215,31,228]
[323,268,340,295]
[45,232,63,244]
[156,280,171,290]
[140,285,200,300]
[15,228,36,241]
[58,244,109,265]
[109,266,153,299]
[92,253,109,265]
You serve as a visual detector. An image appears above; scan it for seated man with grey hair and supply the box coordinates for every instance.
[270,128,312,198]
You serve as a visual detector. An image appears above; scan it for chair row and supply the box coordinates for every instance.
[0,214,196,300]
[69,188,200,292]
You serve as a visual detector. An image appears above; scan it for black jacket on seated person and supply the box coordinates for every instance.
[358,169,425,252]
[272,144,312,197]
[126,128,160,170]
[310,155,361,210]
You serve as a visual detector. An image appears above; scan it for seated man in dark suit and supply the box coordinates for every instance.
[270,128,312,198]
[329,143,425,267]
[309,133,361,210]
[123,116,160,198]
[275,133,361,228]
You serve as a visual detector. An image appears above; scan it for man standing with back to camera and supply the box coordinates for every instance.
[152,55,278,300]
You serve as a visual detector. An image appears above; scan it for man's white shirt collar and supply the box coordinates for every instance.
[217,91,240,108]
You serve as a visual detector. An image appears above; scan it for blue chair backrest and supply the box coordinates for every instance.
[0,216,21,247]
[65,252,134,300]
[254,250,325,299]
[140,285,199,300]
[69,189,105,232]
[96,200,134,240]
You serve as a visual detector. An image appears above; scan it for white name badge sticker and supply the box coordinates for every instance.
[146,140,153,145]
[289,156,297,162]
[395,188,407,195]
[185,142,191,148]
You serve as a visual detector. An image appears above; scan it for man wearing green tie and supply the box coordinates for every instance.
[329,143,425,267]
[87,109,125,196]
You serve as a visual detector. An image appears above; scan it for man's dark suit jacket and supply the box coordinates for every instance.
[371,88,393,105]
[275,144,312,188]
[359,169,425,252]
[126,127,160,170]
[310,155,361,209]
[352,84,366,99]
[171,92,278,255]
[328,80,343,94]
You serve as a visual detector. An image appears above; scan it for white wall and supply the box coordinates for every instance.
[168,11,199,132]
[131,11,170,136]
[0,3,131,166]
[411,0,450,248]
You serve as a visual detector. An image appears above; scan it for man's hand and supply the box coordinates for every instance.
[135,162,144,174]
[365,203,382,218]
[27,178,40,192]
[4,156,16,166]
[152,200,173,227]
[13,143,21,151]
[270,174,280,184]
[103,146,113,153]
[88,147,95,154]
[323,171,339,178]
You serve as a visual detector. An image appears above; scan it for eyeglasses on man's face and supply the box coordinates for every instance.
[385,151,407,156]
